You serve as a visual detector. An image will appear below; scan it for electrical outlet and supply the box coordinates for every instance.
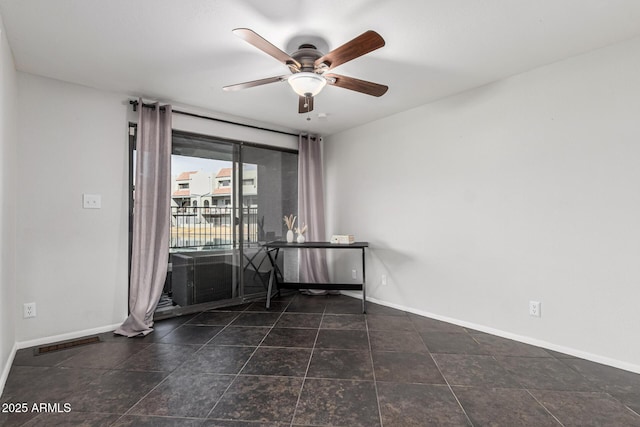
[381,274,387,286]
[351,269,357,280]
[83,193,101,209]
[529,301,541,317]
[23,302,37,318]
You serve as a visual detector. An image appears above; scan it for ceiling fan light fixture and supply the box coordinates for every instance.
[287,72,327,97]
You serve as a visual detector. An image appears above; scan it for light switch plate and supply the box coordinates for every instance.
[83,194,101,209]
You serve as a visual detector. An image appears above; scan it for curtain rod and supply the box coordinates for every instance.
[129,100,299,137]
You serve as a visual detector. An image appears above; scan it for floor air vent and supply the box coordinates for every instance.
[36,336,101,355]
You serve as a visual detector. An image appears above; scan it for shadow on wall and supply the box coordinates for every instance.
[326,242,415,295]
[367,244,415,293]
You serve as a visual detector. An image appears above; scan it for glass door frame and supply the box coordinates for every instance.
[128,124,298,320]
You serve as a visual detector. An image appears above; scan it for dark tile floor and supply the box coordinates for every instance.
[2,293,640,426]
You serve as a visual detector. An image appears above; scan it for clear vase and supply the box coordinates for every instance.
[286,229,294,243]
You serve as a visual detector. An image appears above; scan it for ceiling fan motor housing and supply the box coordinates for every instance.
[292,44,325,73]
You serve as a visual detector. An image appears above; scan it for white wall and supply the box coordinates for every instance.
[0,13,18,392]
[14,75,298,346]
[15,73,131,343]
[325,35,640,371]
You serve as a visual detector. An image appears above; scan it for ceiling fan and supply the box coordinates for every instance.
[223,28,388,114]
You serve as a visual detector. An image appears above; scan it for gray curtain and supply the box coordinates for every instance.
[115,100,172,337]
[298,134,330,284]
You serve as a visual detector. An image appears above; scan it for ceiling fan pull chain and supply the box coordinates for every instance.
[306,94,312,121]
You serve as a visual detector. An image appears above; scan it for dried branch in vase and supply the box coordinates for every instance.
[283,214,296,230]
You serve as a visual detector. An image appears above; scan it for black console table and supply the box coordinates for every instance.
[263,241,369,313]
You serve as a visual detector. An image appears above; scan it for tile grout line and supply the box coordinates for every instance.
[117,307,245,423]
[525,389,566,427]
[121,310,244,421]
[545,357,637,420]
[554,356,640,421]
[113,314,219,423]
[366,310,386,427]
[427,327,599,426]
[289,302,326,427]
[418,323,476,427]
[204,297,294,421]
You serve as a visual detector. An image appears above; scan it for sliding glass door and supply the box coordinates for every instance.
[240,145,298,297]
[129,127,297,319]
[160,132,242,316]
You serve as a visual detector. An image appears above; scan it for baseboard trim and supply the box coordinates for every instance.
[16,323,122,351]
[0,341,18,397]
[342,291,640,375]
[1,323,122,396]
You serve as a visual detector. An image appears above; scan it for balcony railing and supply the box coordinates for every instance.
[170,206,259,250]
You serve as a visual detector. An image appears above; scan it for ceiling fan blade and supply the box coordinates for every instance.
[223,75,288,92]
[233,28,301,71]
[325,73,388,97]
[315,30,385,71]
[298,96,314,113]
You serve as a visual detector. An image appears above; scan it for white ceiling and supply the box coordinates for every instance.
[2,0,640,135]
